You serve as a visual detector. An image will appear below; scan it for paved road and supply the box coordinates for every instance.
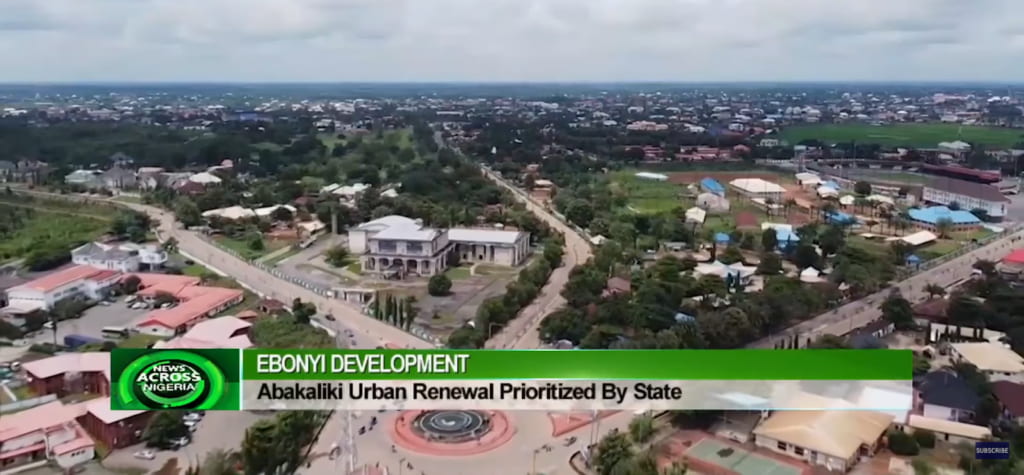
[749,228,1024,348]
[140,205,434,350]
[477,168,593,350]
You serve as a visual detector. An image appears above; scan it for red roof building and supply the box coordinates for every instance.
[992,381,1024,424]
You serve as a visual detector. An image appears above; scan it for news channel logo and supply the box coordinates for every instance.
[112,349,240,411]
[975,441,1010,460]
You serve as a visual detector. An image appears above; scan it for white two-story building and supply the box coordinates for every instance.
[348,215,530,279]
[71,242,168,272]
[923,177,1009,220]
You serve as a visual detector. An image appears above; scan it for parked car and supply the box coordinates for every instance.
[172,437,191,449]
[133,450,155,460]
[325,314,336,321]
[99,301,111,306]
[183,413,202,423]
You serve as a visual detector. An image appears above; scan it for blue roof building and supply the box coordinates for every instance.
[774,228,800,250]
[700,177,725,196]
[907,206,981,226]
[826,211,857,225]
[714,232,731,244]
[822,180,841,190]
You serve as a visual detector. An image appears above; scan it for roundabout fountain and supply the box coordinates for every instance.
[391,410,516,456]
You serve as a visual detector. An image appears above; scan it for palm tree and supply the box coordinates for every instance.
[161,237,179,254]
[764,198,775,217]
[935,218,954,239]
[821,202,838,223]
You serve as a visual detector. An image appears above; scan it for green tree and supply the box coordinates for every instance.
[935,218,954,238]
[880,294,915,330]
[174,197,202,227]
[761,228,778,251]
[628,414,656,446]
[792,244,819,270]
[912,429,936,449]
[854,181,872,196]
[595,432,634,475]
[428,274,453,296]
[325,246,349,267]
[756,253,783,275]
[144,411,188,449]
[121,275,141,294]
[290,298,315,325]
[887,430,920,456]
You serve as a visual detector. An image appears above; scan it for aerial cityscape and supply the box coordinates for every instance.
[1,2,1024,475]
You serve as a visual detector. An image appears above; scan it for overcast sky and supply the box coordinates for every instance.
[2,0,1023,83]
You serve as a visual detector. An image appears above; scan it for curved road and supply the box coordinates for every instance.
[478,168,593,350]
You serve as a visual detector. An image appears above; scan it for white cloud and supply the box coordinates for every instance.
[0,0,1020,82]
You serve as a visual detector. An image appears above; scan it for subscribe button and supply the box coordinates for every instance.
[975,441,1010,460]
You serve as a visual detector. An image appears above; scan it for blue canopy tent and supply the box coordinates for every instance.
[906,254,922,267]
[714,232,731,245]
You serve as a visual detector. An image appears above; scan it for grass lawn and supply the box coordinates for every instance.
[610,170,688,214]
[916,240,961,260]
[702,215,735,233]
[214,235,288,261]
[445,266,473,280]
[779,123,1024,148]
[262,246,301,266]
[346,261,362,274]
[118,334,165,348]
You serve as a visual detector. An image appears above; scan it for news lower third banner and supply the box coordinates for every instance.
[110,349,914,412]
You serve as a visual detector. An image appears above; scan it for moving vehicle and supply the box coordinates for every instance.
[325,314,336,321]
[172,437,190,449]
[133,450,155,460]
[102,326,130,339]
[64,334,102,349]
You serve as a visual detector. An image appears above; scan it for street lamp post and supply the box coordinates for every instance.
[532,448,539,475]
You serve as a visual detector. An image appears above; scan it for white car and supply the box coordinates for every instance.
[133,450,155,460]
[183,413,202,423]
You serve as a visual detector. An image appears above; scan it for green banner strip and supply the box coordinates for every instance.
[241,349,911,380]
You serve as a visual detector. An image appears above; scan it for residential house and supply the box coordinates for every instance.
[132,273,245,337]
[916,370,979,422]
[0,160,14,182]
[101,166,137,190]
[152,316,253,349]
[602,277,631,298]
[136,167,164,190]
[997,248,1024,280]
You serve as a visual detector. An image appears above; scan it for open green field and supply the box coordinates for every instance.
[610,170,688,214]
[214,236,289,261]
[0,205,109,263]
[779,123,1024,148]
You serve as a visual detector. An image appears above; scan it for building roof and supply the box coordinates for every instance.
[907,415,991,440]
[926,177,1009,203]
[355,215,419,232]
[918,370,979,411]
[153,316,253,349]
[254,204,297,217]
[992,381,1024,417]
[729,178,786,194]
[202,205,256,220]
[75,397,147,424]
[0,400,85,443]
[685,207,706,224]
[907,206,981,225]
[951,342,1024,373]
[189,172,222,184]
[22,352,111,381]
[894,230,938,246]
[447,228,524,245]
[373,225,441,242]
[10,265,119,293]
[752,393,893,459]
[699,177,725,194]
[1002,249,1024,265]
[138,285,244,330]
